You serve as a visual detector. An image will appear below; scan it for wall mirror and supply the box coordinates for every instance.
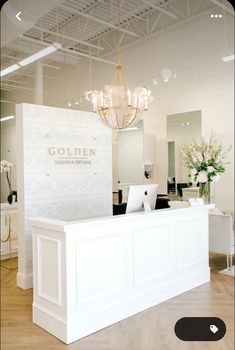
[112,120,144,203]
[167,110,201,199]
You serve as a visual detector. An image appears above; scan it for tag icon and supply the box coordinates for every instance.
[210,325,219,334]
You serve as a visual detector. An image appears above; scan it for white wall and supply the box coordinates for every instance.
[16,103,112,289]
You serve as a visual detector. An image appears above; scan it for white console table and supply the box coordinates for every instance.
[31,205,212,344]
[0,203,18,260]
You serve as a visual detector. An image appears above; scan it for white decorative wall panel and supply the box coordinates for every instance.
[16,103,112,288]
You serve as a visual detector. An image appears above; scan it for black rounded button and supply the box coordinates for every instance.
[175,317,226,341]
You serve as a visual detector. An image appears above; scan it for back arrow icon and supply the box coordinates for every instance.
[16,11,22,21]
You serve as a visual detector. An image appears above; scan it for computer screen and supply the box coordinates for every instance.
[126,184,159,214]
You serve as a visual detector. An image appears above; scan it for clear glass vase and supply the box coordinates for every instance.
[199,181,211,204]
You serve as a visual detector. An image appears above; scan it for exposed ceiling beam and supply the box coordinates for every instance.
[1,68,55,80]
[1,54,19,60]
[0,100,16,104]
[60,4,140,38]
[1,79,27,85]
[21,35,117,66]
[43,64,61,70]
[209,0,234,16]
[60,47,117,66]
[143,0,178,19]
[1,84,35,91]
[151,13,162,34]
[33,26,103,50]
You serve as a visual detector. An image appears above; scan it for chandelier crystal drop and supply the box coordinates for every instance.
[85,1,152,130]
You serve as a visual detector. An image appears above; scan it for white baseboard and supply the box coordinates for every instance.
[17,271,33,289]
[33,268,210,344]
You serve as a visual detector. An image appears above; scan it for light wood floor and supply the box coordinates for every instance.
[1,255,234,350]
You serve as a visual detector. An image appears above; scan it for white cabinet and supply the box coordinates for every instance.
[0,203,18,260]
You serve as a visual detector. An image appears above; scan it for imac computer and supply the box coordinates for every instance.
[126,184,159,214]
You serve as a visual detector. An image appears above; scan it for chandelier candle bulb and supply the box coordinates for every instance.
[127,90,131,105]
[144,97,148,110]
[100,92,103,106]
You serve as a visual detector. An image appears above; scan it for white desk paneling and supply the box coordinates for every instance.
[32,205,212,344]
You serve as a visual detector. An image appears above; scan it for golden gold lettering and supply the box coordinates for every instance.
[48,147,56,155]
[90,148,96,156]
[83,148,88,156]
[66,147,72,155]
[58,147,65,155]
[74,148,81,156]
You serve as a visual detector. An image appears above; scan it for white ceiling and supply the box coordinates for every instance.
[0,0,234,87]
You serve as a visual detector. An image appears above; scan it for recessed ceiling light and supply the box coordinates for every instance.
[68,102,72,107]
[181,122,184,126]
[75,101,79,105]
[222,54,234,62]
[186,122,190,125]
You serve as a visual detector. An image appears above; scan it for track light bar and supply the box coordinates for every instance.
[19,42,62,66]
[0,116,15,122]
[0,43,62,77]
[0,64,21,77]
[222,54,234,62]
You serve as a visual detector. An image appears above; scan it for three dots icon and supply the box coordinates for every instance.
[210,14,223,18]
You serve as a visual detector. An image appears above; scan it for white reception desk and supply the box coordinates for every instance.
[31,205,213,344]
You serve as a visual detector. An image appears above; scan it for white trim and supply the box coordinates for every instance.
[16,272,33,290]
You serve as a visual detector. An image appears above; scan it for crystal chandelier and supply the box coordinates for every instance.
[85,1,152,130]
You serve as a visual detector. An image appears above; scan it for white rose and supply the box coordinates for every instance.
[197,170,208,183]
[207,166,214,173]
[212,174,220,183]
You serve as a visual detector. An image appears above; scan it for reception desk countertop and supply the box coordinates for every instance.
[31,205,213,344]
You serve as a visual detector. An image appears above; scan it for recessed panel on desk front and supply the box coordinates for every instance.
[37,235,62,306]
[75,233,127,304]
[175,217,207,270]
[133,223,174,285]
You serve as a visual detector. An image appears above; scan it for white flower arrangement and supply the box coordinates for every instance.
[180,136,231,184]
[0,160,14,203]
[1,160,13,174]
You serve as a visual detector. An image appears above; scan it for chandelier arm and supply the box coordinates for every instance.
[124,108,138,129]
